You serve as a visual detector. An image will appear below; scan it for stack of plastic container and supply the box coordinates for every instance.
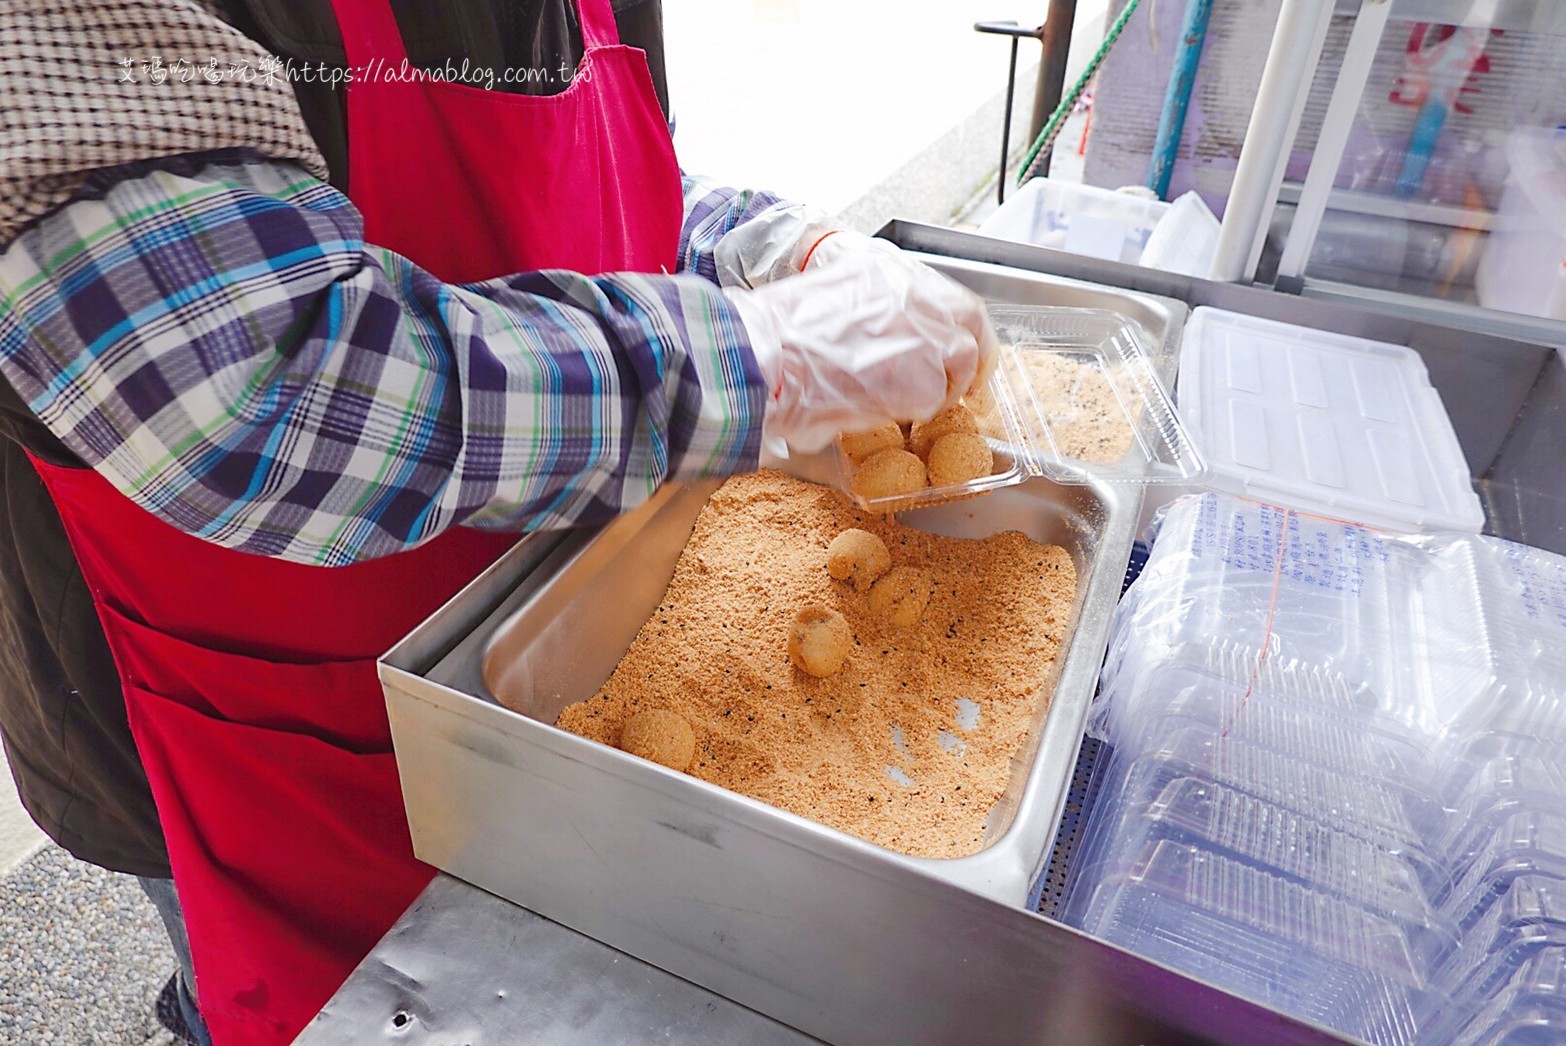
[1062,492,1566,1045]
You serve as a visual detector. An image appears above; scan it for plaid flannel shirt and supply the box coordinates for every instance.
[0,155,778,565]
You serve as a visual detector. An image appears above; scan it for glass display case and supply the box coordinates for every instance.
[1270,0,1566,329]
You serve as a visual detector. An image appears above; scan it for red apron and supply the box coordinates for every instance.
[28,0,683,1041]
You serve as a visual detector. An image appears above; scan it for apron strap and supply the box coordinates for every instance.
[328,0,413,70]
[577,0,622,49]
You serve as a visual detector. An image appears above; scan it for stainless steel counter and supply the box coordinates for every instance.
[297,874,814,1045]
[309,226,1565,1045]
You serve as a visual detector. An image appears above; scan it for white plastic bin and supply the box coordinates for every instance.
[980,179,1168,265]
[1476,127,1566,322]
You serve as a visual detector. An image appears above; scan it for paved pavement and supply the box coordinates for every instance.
[0,846,177,1046]
[0,759,45,879]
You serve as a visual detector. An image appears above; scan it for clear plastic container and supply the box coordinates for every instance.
[1480,539,1566,692]
[833,307,1204,512]
[1415,540,1566,783]
[1440,685,1566,775]
[1100,666,1435,790]
[1098,494,1421,730]
[1430,946,1566,1046]
[1081,771,1446,922]
[1176,308,1483,534]
[1440,812,1566,935]
[1432,877,1566,1031]
[1076,840,1439,1046]
[1443,757,1566,856]
[832,377,1032,515]
[1067,491,1566,1042]
[988,307,1205,486]
[1109,730,1445,856]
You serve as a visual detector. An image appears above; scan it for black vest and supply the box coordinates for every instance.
[0,0,668,877]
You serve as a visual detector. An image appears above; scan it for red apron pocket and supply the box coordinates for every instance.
[95,603,391,752]
[122,683,432,1046]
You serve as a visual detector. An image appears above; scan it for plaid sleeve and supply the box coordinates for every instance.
[676,174,784,283]
[0,159,767,566]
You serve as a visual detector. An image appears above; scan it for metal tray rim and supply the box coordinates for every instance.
[460,475,1139,901]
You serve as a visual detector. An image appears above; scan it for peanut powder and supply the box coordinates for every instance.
[554,471,1077,858]
[979,350,1141,465]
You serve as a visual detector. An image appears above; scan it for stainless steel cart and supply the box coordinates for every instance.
[299,221,1564,1046]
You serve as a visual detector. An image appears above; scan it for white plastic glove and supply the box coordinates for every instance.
[712,202,835,289]
[712,202,924,289]
[723,253,1000,454]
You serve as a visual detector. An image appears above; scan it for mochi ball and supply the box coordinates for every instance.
[825,529,892,592]
[788,605,853,677]
[619,709,696,772]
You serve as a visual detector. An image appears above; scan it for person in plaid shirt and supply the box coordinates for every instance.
[0,2,995,1042]
[0,161,994,565]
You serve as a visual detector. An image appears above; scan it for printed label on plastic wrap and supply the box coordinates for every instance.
[1498,542,1566,631]
[1188,495,1390,595]
[1070,492,1566,1045]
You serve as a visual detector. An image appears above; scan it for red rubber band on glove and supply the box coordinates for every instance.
[799,230,841,272]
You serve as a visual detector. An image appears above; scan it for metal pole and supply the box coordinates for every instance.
[1001,36,1020,204]
[1147,0,1214,200]
[976,21,1048,204]
[1245,0,1336,282]
[1028,0,1080,178]
[1276,0,1396,285]
[1207,0,1336,283]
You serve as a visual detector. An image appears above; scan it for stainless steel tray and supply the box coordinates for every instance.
[381,474,1137,1044]
[476,476,1128,902]
[375,250,1360,1045]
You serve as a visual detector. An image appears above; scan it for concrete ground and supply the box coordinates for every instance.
[0,757,44,879]
[1,0,1110,1040]
[0,848,177,1046]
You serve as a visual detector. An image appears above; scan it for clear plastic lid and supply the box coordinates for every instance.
[831,306,1205,512]
[987,307,1206,486]
[1076,839,1439,1046]
[1177,307,1483,533]
[1089,771,1446,921]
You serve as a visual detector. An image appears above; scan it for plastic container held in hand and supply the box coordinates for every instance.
[985,307,1205,486]
[1177,307,1483,534]
[832,306,1204,512]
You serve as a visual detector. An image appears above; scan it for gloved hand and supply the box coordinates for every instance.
[712,202,922,289]
[723,252,1000,454]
